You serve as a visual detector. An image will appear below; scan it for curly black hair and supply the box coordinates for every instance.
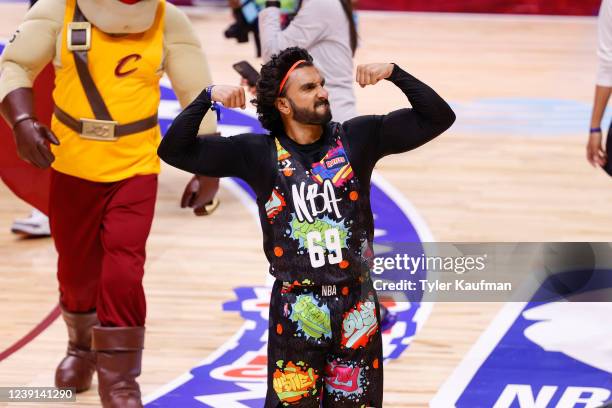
[252,47,314,135]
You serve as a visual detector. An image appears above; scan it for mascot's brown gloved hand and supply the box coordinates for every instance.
[181,174,220,216]
[1,88,60,168]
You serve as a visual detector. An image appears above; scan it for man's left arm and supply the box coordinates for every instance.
[357,63,456,160]
[163,2,217,135]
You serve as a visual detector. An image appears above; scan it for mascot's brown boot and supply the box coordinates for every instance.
[55,309,98,392]
[92,326,145,408]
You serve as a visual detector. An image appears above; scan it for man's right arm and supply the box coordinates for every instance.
[344,64,455,176]
[158,86,271,186]
[158,89,236,176]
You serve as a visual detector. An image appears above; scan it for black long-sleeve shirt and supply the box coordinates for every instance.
[158,65,455,201]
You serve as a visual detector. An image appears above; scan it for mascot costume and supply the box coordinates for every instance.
[0,0,219,405]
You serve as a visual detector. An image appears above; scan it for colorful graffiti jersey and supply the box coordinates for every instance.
[266,278,383,407]
[259,125,374,286]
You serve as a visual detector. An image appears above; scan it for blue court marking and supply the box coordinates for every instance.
[433,269,612,408]
[450,98,612,136]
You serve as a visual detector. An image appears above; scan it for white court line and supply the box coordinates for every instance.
[430,261,545,407]
[429,301,528,408]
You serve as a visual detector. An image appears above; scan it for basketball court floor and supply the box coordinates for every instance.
[0,3,611,407]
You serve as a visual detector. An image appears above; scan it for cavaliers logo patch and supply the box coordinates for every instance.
[115,54,142,78]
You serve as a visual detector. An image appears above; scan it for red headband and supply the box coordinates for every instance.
[278,59,306,96]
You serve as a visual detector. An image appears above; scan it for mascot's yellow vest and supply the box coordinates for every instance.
[51,0,165,182]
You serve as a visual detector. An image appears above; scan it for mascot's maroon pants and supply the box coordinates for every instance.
[49,169,157,327]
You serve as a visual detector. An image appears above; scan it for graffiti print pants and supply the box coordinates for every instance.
[265,278,383,407]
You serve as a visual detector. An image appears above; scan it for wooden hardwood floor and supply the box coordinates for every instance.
[0,4,607,407]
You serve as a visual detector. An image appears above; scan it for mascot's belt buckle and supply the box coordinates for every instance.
[67,22,91,52]
[80,118,119,141]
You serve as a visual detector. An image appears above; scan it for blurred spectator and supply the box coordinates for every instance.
[258,0,359,122]
[588,0,612,174]
[224,0,299,57]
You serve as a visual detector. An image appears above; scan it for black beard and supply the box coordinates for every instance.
[288,98,332,125]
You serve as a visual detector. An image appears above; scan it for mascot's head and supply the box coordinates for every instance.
[77,0,159,34]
